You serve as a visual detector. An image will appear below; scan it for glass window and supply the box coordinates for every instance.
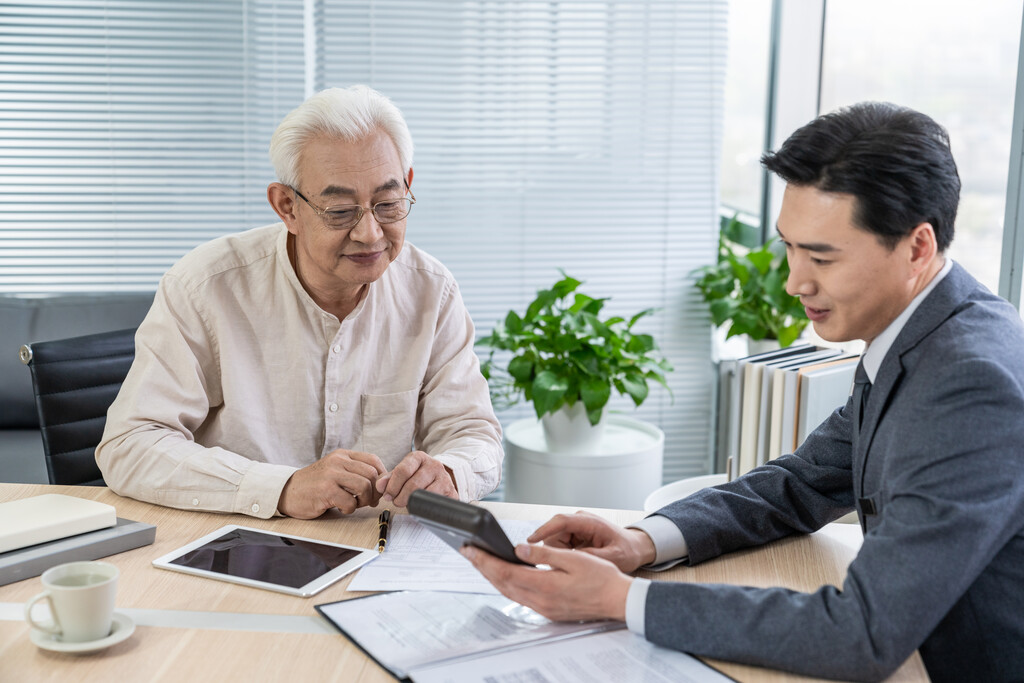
[719,0,773,219]
[820,0,1024,295]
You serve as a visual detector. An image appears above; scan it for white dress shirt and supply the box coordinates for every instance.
[623,258,953,635]
[96,224,503,518]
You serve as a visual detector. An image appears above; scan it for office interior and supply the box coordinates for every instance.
[3,0,1024,504]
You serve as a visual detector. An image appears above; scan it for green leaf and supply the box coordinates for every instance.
[777,323,804,348]
[709,298,739,326]
[507,353,535,382]
[531,370,569,417]
[504,310,522,334]
[627,333,655,353]
[525,289,558,321]
[552,275,582,299]
[580,377,611,413]
[569,293,594,313]
[726,253,750,285]
[620,372,649,406]
[747,249,773,275]
[628,308,655,328]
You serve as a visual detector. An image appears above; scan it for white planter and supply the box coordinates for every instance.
[540,403,605,453]
[504,415,664,510]
[746,338,781,355]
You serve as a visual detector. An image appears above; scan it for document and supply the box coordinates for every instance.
[346,514,541,594]
[315,592,731,682]
[410,629,733,683]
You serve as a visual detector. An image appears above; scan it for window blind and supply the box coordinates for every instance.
[0,0,306,292]
[317,0,728,482]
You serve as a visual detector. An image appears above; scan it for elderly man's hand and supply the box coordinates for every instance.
[461,542,633,622]
[527,511,657,573]
[278,449,386,518]
[375,450,457,507]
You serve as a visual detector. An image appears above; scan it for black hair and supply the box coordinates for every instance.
[761,101,960,251]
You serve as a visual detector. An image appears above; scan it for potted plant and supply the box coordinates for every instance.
[692,214,808,349]
[477,273,672,453]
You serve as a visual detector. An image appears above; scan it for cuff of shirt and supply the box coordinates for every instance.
[435,455,474,502]
[627,514,689,570]
[625,577,652,637]
[236,461,297,518]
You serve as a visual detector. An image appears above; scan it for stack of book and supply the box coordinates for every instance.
[714,344,859,479]
[0,494,156,586]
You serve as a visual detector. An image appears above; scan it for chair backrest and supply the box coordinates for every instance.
[19,328,136,486]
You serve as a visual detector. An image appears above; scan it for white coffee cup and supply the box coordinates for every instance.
[24,561,119,643]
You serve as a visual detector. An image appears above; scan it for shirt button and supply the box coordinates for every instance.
[332,345,341,354]
[251,503,260,514]
[329,403,339,412]
[192,498,199,506]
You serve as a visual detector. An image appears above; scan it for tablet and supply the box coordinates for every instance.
[407,490,533,566]
[152,525,377,597]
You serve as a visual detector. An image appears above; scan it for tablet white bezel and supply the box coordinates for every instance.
[151,524,377,597]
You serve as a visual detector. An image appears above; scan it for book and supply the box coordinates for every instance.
[796,356,860,446]
[316,591,732,682]
[733,344,815,476]
[713,358,738,474]
[0,494,116,553]
[766,349,849,460]
[0,517,156,587]
[754,348,842,466]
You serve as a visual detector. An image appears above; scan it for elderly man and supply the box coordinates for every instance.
[97,86,502,519]
[464,102,1024,682]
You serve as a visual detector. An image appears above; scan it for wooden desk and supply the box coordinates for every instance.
[0,484,927,682]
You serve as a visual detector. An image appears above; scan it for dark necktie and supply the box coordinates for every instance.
[852,359,872,431]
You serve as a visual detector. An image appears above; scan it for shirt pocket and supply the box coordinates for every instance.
[360,388,419,467]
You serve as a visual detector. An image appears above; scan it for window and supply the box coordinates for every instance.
[719,0,772,221]
[820,0,1024,295]
[316,0,729,481]
[0,0,305,292]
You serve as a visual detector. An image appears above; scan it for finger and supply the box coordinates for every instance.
[324,485,360,515]
[390,465,440,508]
[346,450,387,476]
[381,454,424,501]
[527,515,571,543]
[323,455,384,483]
[529,513,599,548]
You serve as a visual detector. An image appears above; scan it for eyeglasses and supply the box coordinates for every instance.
[290,182,415,231]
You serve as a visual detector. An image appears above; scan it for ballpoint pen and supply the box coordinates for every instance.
[377,509,390,553]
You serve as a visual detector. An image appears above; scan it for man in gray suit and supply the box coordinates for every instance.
[464,102,1024,682]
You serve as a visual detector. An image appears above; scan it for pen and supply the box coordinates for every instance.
[377,509,390,553]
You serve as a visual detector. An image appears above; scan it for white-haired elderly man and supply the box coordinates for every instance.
[97,86,503,519]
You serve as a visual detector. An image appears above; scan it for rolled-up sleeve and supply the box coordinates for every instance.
[417,280,503,501]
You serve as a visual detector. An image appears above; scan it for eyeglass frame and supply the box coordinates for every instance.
[289,180,416,231]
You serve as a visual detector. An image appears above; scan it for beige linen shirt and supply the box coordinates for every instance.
[96,224,503,518]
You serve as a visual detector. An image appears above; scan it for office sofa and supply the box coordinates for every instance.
[0,292,153,483]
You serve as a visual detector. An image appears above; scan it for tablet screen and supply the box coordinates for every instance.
[167,527,363,589]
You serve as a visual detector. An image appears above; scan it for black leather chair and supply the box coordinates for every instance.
[19,328,136,486]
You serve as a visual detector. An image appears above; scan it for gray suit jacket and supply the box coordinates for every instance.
[647,263,1024,682]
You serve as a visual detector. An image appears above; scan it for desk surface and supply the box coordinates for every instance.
[0,484,927,683]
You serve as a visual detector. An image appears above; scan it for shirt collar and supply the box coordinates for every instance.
[861,257,953,383]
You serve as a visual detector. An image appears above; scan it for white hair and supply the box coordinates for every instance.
[268,85,413,188]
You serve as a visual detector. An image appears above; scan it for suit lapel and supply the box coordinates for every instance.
[855,262,979,491]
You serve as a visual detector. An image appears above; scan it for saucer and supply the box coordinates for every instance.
[30,612,135,654]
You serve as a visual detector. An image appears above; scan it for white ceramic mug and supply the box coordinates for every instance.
[24,561,119,643]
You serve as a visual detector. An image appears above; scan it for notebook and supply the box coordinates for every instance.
[0,494,117,553]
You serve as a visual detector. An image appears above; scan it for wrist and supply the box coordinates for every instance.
[607,575,633,621]
[629,528,658,568]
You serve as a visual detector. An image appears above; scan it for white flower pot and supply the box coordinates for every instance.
[540,403,605,453]
[504,415,664,509]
